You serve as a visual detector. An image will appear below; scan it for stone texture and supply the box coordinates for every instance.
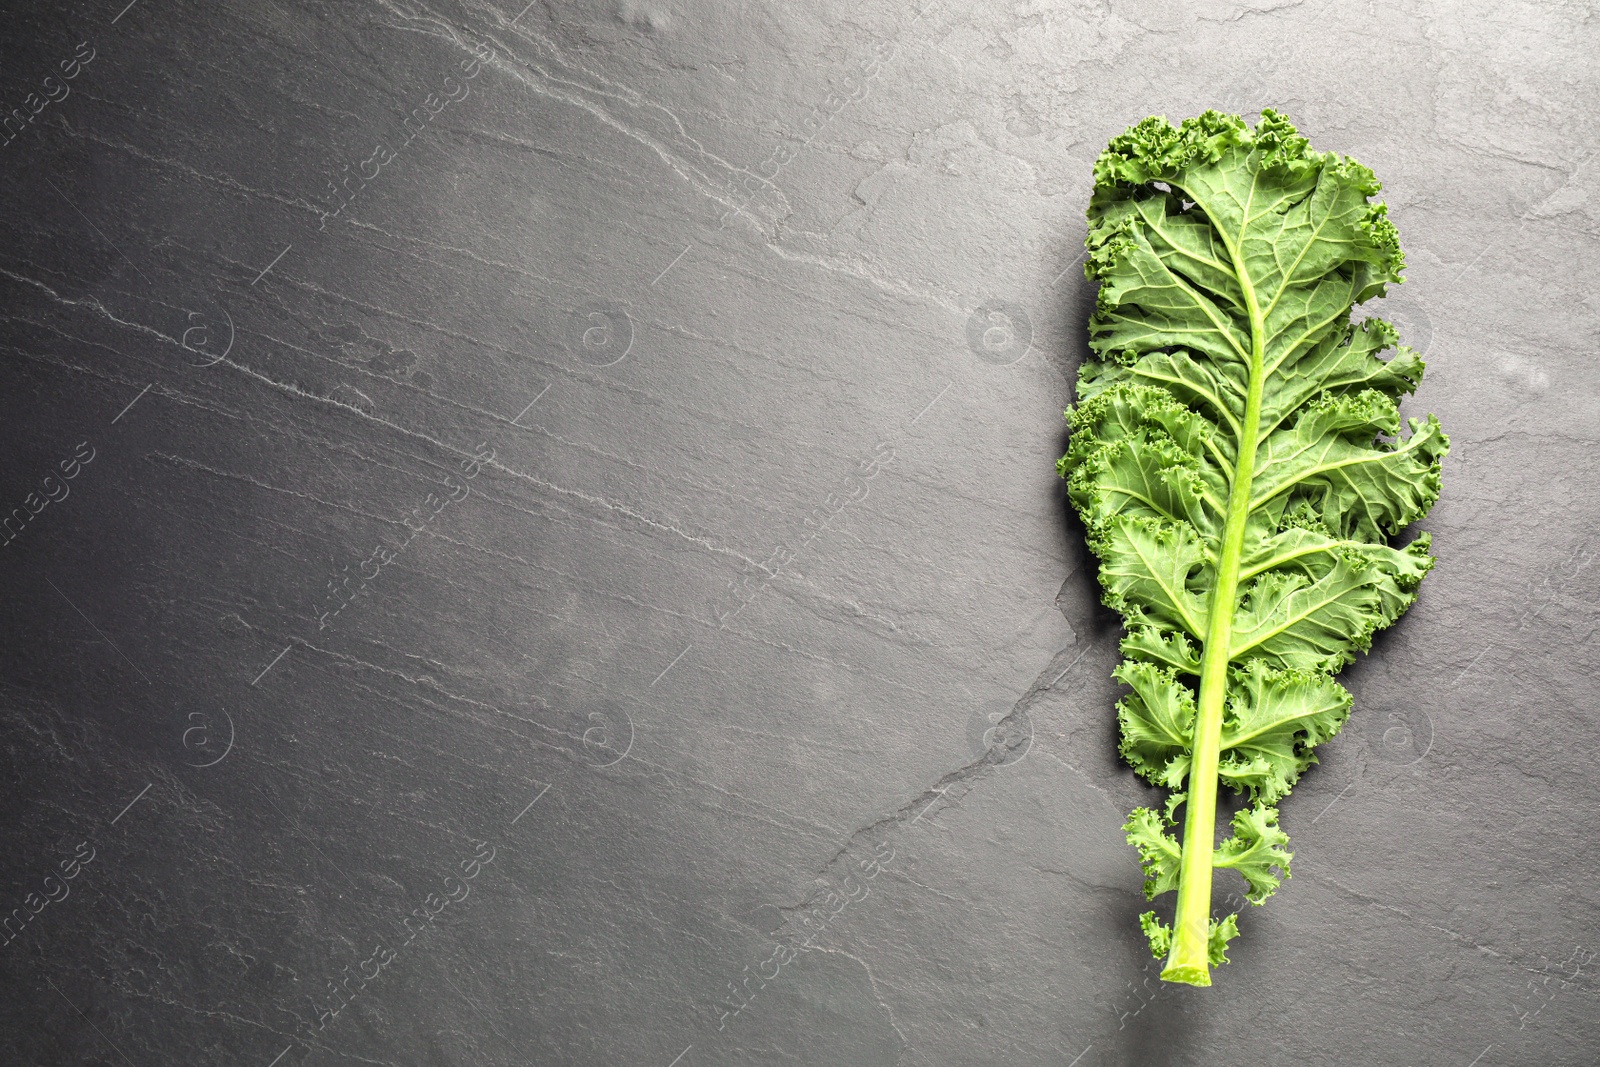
[0,0,1596,1064]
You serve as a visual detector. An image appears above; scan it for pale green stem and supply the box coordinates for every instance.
[1160,199,1266,986]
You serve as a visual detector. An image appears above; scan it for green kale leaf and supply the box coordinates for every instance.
[1060,110,1447,986]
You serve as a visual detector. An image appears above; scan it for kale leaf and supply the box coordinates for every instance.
[1059,110,1447,986]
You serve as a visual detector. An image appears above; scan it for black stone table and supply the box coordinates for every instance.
[2,1,1596,1064]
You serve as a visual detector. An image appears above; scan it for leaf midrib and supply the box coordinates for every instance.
[1159,169,1268,979]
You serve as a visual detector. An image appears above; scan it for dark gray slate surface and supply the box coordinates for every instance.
[1,1,1597,1064]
